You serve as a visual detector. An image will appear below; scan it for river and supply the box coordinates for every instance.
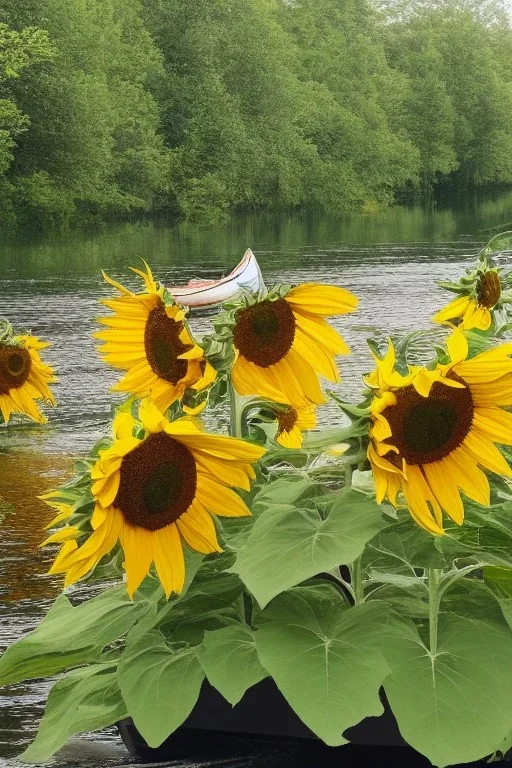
[1,192,512,766]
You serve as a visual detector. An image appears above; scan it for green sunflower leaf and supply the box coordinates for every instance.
[117,630,204,747]
[437,501,512,568]
[21,663,126,763]
[254,585,390,746]
[0,587,150,685]
[232,489,388,608]
[483,566,512,630]
[363,518,447,574]
[199,624,267,705]
[252,476,318,508]
[383,611,512,767]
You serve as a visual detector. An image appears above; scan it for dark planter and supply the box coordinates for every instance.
[117,677,410,764]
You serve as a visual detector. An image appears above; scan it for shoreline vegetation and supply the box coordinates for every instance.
[1,0,512,232]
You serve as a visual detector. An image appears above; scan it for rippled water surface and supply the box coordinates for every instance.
[1,194,512,766]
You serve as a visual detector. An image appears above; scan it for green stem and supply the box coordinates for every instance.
[437,562,485,603]
[351,557,364,604]
[228,378,243,438]
[428,568,441,657]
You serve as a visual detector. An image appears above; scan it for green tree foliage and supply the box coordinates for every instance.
[0,0,169,229]
[381,1,512,191]
[1,0,512,228]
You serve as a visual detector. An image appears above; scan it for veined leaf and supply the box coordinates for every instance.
[21,663,126,763]
[254,585,390,746]
[199,624,267,705]
[383,613,512,767]
[117,630,204,747]
[0,587,150,685]
[233,489,388,608]
[252,477,318,508]
[438,501,512,568]
[364,518,446,573]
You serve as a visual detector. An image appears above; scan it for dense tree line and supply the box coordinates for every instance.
[0,0,512,229]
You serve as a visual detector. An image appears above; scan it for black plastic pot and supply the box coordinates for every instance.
[117,677,409,764]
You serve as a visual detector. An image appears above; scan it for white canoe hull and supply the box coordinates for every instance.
[168,249,264,309]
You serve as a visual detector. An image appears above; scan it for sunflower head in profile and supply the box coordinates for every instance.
[433,259,504,331]
[230,283,358,408]
[0,324,56,424]
[367,328,512,534]
[46,401,265,598]
[275,404,316,449]
[95,263,216,415]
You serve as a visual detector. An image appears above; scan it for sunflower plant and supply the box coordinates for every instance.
[0,318,56,424]
[3,245,512,767]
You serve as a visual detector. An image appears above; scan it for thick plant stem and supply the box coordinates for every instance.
[351,557,364,605]
[228,378,243,438]
[428,568,441,657]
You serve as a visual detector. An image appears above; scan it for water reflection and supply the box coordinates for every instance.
[0,451,70,604]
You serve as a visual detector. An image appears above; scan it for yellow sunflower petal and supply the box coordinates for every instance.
[102,271,133,295]
[286,283,359,315]
[461,303,492,331]
[91,470,121,509]
[176,503,222,554]
[463,428,512,477]
[422,462,464,525]
[40,527,81,547]
[446,327,469,365]
[196,473,251,517]
[182,400,207,416]
[472,406,512,446]
[445,448,490,507]
[432,295,471,324]
[402,465,444,535]
[120,524,154,598]
[292,310,351,355]
[153,524,185,598]
[139,399,168,434]
[193,453,253,491]
[292,329,339,383]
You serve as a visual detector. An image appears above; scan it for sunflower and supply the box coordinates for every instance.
[0,334,56,424]
[275,404,316,449]
[433,266,502,331]
[231,283,358,408]
[95,263,216,414]
[46,401,265,597]
[367,328,512,534]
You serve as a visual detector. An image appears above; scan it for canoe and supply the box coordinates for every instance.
[168,248,264,310]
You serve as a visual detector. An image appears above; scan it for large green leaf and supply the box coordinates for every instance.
[484,566,512,630]
[233,489,388,608]
[364,518,447,574]
[117,630,204,747]
[438,501,512,568]
[199,624,267,705]
[383,613,512,767]
[0,587,149,684]
[252,477,320,508]
[21,663,127,763]
[254,585,390,746]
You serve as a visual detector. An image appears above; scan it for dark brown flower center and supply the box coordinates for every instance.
[380,374,474,465]
[277,407,298,435]
[114,432,197,531]
[232,299,295,367]
[476,270,501,309]
[0,344,31,394]
[144,300,191,384]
